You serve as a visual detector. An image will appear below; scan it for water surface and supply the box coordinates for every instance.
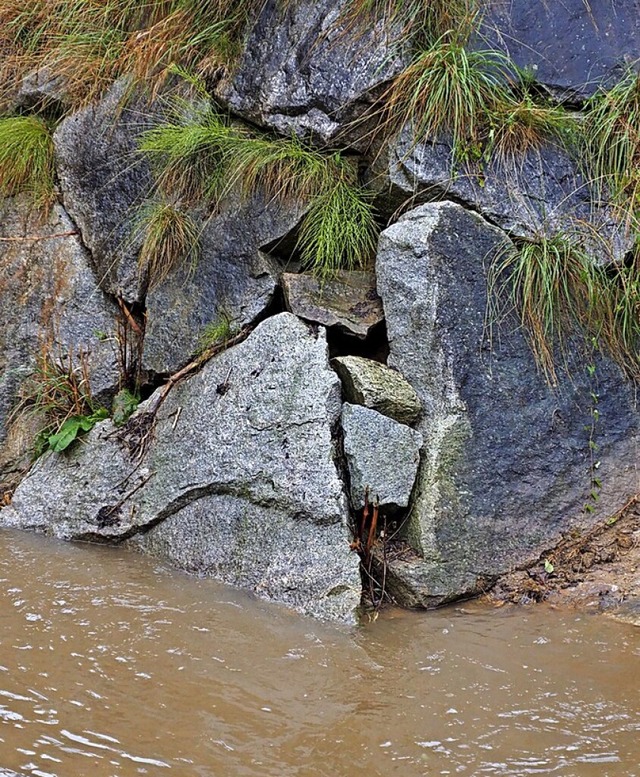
[0,528,638,776]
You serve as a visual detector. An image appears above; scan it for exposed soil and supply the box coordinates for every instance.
[489,495,640,614]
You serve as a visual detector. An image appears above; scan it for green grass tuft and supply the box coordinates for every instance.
[0,114,55,208]
[134,198,200,289]
[584,66,640,215]
[196,313,233,356]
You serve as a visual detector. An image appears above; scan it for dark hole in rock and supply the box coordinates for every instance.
[327,319,389,363]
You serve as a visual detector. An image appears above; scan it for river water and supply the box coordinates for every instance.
[0,528,638,777]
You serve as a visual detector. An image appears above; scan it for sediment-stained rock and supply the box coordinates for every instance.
[0,314,360,621]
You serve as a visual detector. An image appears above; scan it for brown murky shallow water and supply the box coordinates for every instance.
[0,528,639,777]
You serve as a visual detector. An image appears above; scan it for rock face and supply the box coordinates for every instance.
[142,197,302,375]
[54,81,156,302]
[376,201,640,607]
[480,0,640,103]
[282,271,384,339]
[341,403,422,511]
[0,197,120,491]
[332,355,421,424]
[0,314,361,621]
[218,0,403,143]
[382,133,631,262]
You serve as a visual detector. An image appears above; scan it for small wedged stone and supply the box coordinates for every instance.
[332,355,421,424]
[341,403,422,511]
[0,314,361,622]
[282,271,383,339]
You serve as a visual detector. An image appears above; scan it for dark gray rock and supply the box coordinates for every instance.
[15,66,70,113]
[53,80,157,302]
[0,314,360,621]
[282,270,384,339]
[381,131,632,262]
[142,196,303,375]
[0,197,120,490]
[480,0,640,103]
[217,0,403,143]
[342,403,422,511]
[376,201,640,607]
[332,355,421,424]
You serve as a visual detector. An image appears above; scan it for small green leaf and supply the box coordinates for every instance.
[544,559,554,574]
[48,417,83,452]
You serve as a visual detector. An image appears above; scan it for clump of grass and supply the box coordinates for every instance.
[490,233,640,383]
[584,66,640,213]
[0,114,55,208]
[134,199,200,289]
[380,38,511,163]
[488,75,580,162]
[0,0,263,111]
[196,313,233,356]
[138,84,379,279]
[297,172,378,279]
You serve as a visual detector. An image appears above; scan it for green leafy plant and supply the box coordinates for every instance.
[0,114,55,208]
[134,198,200,289]
[19,348,107,456]
[111,387,140,427]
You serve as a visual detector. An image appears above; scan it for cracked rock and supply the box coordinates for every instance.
[0,313,360,622]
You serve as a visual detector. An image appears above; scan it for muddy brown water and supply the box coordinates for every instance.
[0,528,639,777]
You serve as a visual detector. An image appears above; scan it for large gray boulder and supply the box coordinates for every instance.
[0,197,120,491]
[480,0,640,103]
[217,0,403,143]
[380,132,631,262]
[53,81,157,302]
[0,314,361,621]
[376,201,640,607]
[341,403,422,511]
[142,196,302,375]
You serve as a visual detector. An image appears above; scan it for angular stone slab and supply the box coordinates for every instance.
[142,196,303,375]
[341,403,422,511]
[332,355,421,424]
[282,271,383,339]
[0,314,360,621]
[0,197,120,490]
[381,131,632,263]
[376,201,640,607]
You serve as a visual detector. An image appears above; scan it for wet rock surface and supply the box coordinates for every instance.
[376,201,640,607]
[341,403,422,511]
[0,314,360,621]
[480,0,640,103]
[54,81,157,302]
[0,197,120,491]
[142,197,302,375]
[218,0,403,143]
[332,355,421,424]
[282,270,383,339]
[382,132,632,262]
